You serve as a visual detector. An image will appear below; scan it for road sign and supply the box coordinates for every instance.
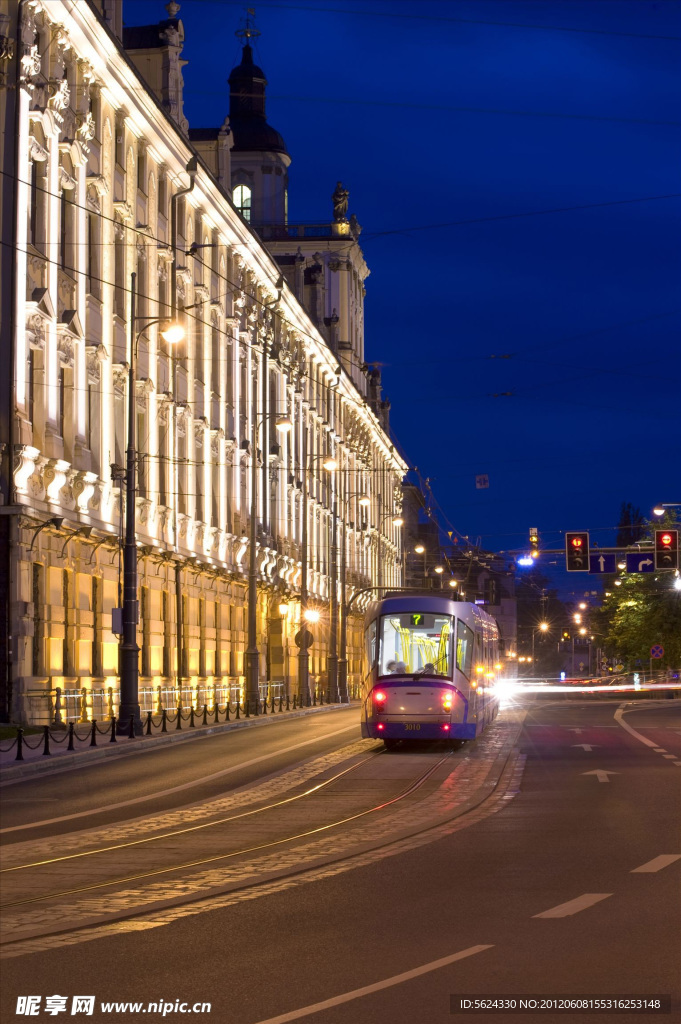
[589,553,616,574]
[650,644,664,659]
[625,553,654,573]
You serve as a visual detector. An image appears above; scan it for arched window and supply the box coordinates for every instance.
[233,184,252,222]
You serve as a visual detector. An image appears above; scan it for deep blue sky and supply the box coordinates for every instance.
[125,1,681,577]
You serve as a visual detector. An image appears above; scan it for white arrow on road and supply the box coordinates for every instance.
[567,728,584,734]
[573,744,599,751]
[638,558,653,570]
[582,770,618,783]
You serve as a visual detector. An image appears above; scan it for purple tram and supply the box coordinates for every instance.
[360,594,501,748]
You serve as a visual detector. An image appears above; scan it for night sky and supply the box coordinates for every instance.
[124,0,681,581]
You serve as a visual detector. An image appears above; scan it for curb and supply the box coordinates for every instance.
[0,704,356,784]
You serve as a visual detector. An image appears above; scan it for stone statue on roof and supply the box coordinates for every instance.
[332,181,349,223]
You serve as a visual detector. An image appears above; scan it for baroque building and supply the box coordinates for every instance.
[0,0,406,724]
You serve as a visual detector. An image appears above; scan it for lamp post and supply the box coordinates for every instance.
[531,622,549,676]
[245,411,292,709]
[297,432,337,705]
[338,489,370,702]
[119,272,184,734]
[375,507,403,593]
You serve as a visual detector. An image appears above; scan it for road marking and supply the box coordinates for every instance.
[653,748,667,753]
[631,855,681,873]
[533,894,612,918]
[662,754,677,759]
[674,762,681,767]
[249,946,494,1024]
[614,706,658,748]
[581,769,618,782]
[572,744,598,751]
[567,728,584,734]
[0,723,359,834]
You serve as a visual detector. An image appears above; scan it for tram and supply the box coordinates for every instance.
[360,594,501,748]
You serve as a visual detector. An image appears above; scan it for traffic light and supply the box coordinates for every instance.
[565,531,589,571]
[529,527,539,558]
[654,529,679,570]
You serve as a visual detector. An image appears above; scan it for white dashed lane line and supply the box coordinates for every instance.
[532,894,612,919]
[249,945,495,1024]
[653,748,668,753]
[630,855,681,873]
[662,754,677,759]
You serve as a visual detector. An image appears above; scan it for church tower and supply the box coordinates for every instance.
[227,19,290,227]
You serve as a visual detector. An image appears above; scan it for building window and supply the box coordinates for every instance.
[233,185,251,222]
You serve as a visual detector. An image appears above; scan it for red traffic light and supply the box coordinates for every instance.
[571,537,583,548]
[654,528,679,570]
[565,531,590,571]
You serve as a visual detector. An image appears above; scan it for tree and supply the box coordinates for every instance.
[616,501,645,547]
[594,511,681,670]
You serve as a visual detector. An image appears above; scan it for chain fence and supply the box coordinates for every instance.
[0,682,363,762]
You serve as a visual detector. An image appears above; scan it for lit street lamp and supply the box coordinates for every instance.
[298,432,336,705]
[245,413,292,708]
[338,490,370,702]
[119,272,184,734]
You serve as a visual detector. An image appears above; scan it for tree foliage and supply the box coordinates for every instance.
[594,511,681,669]
[616,501,645,547]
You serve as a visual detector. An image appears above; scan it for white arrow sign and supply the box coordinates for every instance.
[582,770,618,783]
[598,555,605,571]
[573,744,599,751]
[638,558,653,571]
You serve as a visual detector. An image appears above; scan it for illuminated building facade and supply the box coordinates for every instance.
[0,0,406,723]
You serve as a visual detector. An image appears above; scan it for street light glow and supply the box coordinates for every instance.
[275,418,293,433]
[160,322,185,345]
[414,544,425,554]
[322,458,337,472]
[304,609,320,623]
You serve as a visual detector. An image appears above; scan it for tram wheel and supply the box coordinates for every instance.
[384,738,399,751]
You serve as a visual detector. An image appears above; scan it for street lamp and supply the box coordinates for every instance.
[338,490,370,702]
[531,622,549,675]
[653,503,680,516]
[414,543,426,582]
[298,439,336,705]
[119,272,184,734]
[245,413,292,709]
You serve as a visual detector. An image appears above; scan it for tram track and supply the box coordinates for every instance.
[0,725,526,958]
[1,748,454,912]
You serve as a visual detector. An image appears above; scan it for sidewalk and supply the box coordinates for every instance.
[0,703,355,783]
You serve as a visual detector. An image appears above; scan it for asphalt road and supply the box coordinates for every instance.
[0,707,360,839]
[1,697,679,1024]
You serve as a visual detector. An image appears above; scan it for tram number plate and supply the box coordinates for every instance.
[404,724,421,731]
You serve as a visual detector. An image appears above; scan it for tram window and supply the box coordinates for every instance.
[379,614,453,676]
[456,620,474,678]
[365,620,377,668]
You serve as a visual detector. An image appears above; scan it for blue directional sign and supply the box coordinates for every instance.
[589,553,616,574]
[626,553,655,573]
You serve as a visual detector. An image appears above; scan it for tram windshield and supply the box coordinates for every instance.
[378,613,453,677]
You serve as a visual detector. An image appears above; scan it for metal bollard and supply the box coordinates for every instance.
[90,719,97,746]
[225,703,230,722]
[254,696,259,716]
[161,707,167,733]
[262,696,267,715]
[146,711,152,735]
[279,695,283,712]
[292,694,297,710]
[286,694,290,711]
[202,704,208,726]
[15,727,24,761]
[128,715,135,739]
[110,716,117,743]
[235,701,240,720]
[245,699,250,718]
[319,690,324,706]
[312,691,317,706]
[176,703,182,730]
[215,702,220,723]
[42,725,50,756]
[67,721,74,751]
[190,706,195,728]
